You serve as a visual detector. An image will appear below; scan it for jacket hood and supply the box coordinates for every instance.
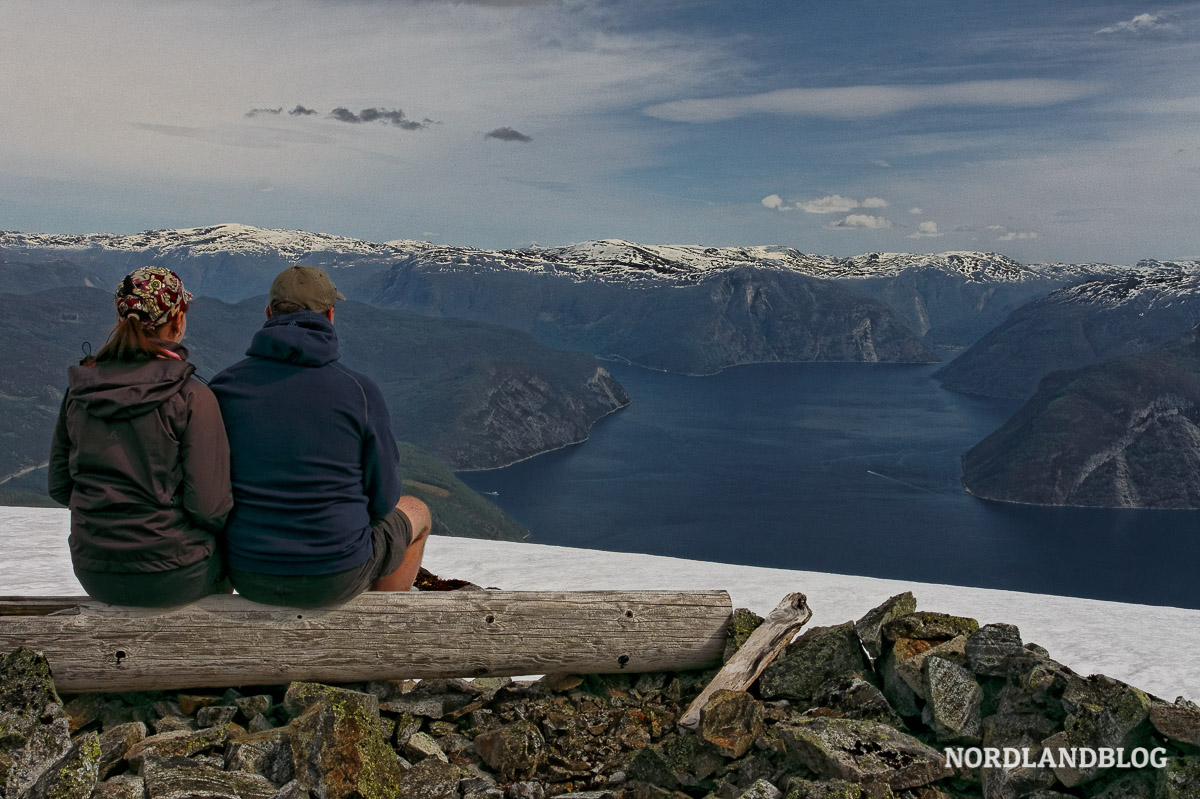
[246,311,341,367]
[67,341,196,420]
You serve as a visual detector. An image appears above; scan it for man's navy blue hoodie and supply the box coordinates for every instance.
[209,311,402,575]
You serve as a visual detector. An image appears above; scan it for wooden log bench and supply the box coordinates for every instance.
[0,590,736,693]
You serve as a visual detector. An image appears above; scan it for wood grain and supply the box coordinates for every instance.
[0,590,732,692]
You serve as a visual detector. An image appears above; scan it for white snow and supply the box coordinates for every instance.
[2,507,1196,702]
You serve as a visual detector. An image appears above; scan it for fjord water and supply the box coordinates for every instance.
[460,362,1200,610]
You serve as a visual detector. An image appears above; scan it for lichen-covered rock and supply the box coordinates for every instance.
[1057,675,1152,785]
[1156,756,1200,799]
[22,731,100,799]
[978,712,1059,798]
[283,683,379,721]
[779,776,868,798]
[91,774,146,799]
[176,694,222,717]
[62,694,106,735]
[698,690,762,758]
[0,648,72,798]
[893,636,967,701]
[153,715,196,735]
[725,609,766,663]
[235,695,274,721]
[626,734,724,791]
[392,758,462,799]
[288,693,403,799]
[734,777,781,799]
[778,717,946,792]
[964,624,1024,677]
[855,592,917,661]
[268,779,311,799]
[97,721,146,778]
[124,725,232,772]
[1150,697,1200,748]
[806,676,905,730]
[404,731,449,764]
[879,646,921,719]
[995,653,1075,721]
[226,727,294,785]
[473,720,546,779]
[881,613,979,642]
[922,656,982,744]
[142,755,277,799]
[759,623,870,705]
[1087,769,1157,799]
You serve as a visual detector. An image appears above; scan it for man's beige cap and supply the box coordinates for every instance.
[268,265,347,312]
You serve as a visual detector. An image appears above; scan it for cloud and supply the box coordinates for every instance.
[860,197,889,209]
[329,107,432,130]
[644,79,1095,122]
[762,193,891,215]
[761,194,785,210]
[1097,13,1172,35]
[485,126,533,142]
[246,107,283,118]
[987,224,1039,241]
[290,105,318,116]
[907,220,943,239]
[909,207,923,215]
[827,214,894,230]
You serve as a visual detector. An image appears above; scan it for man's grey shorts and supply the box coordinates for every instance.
[230,506,413,607]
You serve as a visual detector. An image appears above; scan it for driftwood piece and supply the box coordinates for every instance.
[0,590,732,692]
[677,591,811,730]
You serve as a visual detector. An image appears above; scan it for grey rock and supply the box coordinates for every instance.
[393,758,462,799]
[1057,675,1152,785]
[890,635,967,701]
[922,656,982,744]
[226,727,294,785]
[1156,755,1200,799]
[734,778,781,799]
[91,774,146,799]
[778,717,946,792]
[1150,697,1200,748]
[282,683,380,721]
[379,695,452,719]
[879,646,921,718]
[124,725,231,773]
[22,731,101,799]
[855,592,917,661]
[142,755,277,799]
[235,695,274,721]
[152,716,196,735]
[0,648,72,799]
[196,705,239,728]
[248,714,275,734]
[806,676,905,730]
[473,720,546,779]
[978,712,1060,798]
[97,721,147,779]
[63,693,107,734]
[1088,769,1157,799]
[269,779,312,799]
[626,734,724,791]
[759,623,870,705]
[778,777,868,798]
[964,623,1024,677]
[697,690,763,759]
[175,694,222,717]
[460,774,502,799]
[505,780,545,799]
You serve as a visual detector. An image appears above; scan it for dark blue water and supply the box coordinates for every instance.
[459,363,1200,610]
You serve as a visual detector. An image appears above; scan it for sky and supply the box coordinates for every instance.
[5,507,1198,703]
[2,0,1199,263]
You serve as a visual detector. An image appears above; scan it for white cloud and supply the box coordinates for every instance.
[761,194,786,210]
[860,197,889,209]
[644,79,1095,122]
[909,207,923,215]
[800,194,860,214]
[1097,13,1171,35]
[907,220,943,239]
[987,225,1038,241]
[827,214,894,230]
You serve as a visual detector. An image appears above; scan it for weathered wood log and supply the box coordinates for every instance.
[0,590,732,692]
[677,592,811,730]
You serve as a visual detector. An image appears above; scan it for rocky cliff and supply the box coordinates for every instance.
[962,325,1200,508]
[936,272,1200,399]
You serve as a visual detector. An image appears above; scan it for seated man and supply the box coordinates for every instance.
[210,265,430,607]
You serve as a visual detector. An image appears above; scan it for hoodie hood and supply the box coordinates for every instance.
[67,341,196,421]
[246,311,340,367]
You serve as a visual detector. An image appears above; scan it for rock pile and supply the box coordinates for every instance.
[2,592,1198,799]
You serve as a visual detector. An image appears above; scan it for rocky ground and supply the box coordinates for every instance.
[2,592,1198,799]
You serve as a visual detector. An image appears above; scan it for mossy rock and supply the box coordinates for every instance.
[881,613,979,642]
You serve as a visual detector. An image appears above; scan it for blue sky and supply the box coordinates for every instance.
[2,0,1198,263]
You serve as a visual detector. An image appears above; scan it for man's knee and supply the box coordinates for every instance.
[396,496,431,542]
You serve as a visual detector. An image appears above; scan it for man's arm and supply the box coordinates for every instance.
[359,378,403,520]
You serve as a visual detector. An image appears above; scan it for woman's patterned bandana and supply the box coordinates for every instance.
[114,266,193,331]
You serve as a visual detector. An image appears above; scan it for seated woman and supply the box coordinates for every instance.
[48,266,232,606]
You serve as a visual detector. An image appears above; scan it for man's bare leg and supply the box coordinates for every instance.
[372,496,432,592]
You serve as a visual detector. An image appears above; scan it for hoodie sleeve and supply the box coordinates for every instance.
[359,376,403,520]
[48,392,75,506]
[179,381,234,533]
